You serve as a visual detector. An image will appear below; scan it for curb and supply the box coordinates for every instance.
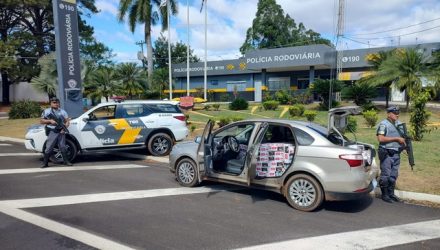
[0,135,439,205]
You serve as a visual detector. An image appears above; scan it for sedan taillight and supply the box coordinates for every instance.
[339,154,364,167]
[173,115,186,122]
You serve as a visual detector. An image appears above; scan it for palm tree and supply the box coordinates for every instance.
[30,52,57,100]
[84,66,120,102]
[378,48,429,110]
[358,50,396,108]
[116,63,146,99]
[152,67,169,99]
[117,0,178,89]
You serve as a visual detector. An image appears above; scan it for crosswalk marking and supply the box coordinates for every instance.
[0,164,149,175]
[241,219,440,250]
[0,153,41,156]
[0,185,241,208]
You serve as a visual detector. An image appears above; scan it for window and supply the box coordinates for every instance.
[268,77,290,90]
[211,80,219,86]
[292,127,315,145]
[116,104,147,118]
[262,125,295,144]
[89,105,116,120]
[146,104,182,113]
[215,124,254,141]
[226,81,246,92]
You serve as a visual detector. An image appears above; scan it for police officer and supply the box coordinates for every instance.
[376,106,406,203]
[40,97,72,168]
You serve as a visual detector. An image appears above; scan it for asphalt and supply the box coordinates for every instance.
[2,135,439,205]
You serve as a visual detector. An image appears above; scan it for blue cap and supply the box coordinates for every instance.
[386,106,399,113]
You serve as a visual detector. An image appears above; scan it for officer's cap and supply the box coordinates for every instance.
[386,106,400,114]
[50,97,60,103]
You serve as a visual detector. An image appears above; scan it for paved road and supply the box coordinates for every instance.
[1,141,440,249]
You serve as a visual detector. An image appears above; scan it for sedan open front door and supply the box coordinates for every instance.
[196,120,214,182]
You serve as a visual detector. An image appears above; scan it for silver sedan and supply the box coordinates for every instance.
[169,106,378,211]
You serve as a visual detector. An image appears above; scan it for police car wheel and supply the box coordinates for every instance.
[50,139,78,164]
[176,158,199,187]
[284,174,324,212]
[147,133,172,156]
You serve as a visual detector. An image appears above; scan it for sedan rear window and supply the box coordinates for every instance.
[292,127,314,145]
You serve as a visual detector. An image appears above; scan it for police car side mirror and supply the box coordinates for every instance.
[195,136,202,143]
[82,117,89,122]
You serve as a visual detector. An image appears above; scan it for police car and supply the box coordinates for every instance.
[25,100,188,162]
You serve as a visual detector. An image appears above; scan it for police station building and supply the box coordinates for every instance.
[169,42,440,102]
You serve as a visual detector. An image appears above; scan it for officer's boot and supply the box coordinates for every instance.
[41,153,50,168]
[61,151,73,166]
[379,180,393,203]
[388,181,401,202]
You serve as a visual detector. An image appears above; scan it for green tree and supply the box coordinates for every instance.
[84,66,120,102]
[153,33,199,69]
[118,0,178,88]
[152,67,169,99]
[116,63,146,99]
[378,48,429,110]
[30,52,58,100]
[341,81,377,106]
[311,79,343,110]
[359,50,397,108]
[240,0,331,54]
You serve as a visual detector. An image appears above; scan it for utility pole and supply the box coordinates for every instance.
[332,0,345,110]
[136,40,146,68]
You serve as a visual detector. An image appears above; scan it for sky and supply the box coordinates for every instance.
[85,0,440,63]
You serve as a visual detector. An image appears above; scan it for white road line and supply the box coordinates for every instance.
[113,152,170,163]
[0,153,41,156]
[0,205,135,250]
[241,219,440,250]
[0,164,149,175]
[1,185,241,208]
[0,143,12,146]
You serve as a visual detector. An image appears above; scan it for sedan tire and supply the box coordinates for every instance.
[285,174,324,212]
[176,158,199,187]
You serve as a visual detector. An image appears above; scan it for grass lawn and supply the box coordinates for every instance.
[2,103,440,195]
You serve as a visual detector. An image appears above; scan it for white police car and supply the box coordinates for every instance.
[25,100,188,162]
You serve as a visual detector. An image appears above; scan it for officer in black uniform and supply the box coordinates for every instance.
[40,97,73,168]
[376,106,406,203]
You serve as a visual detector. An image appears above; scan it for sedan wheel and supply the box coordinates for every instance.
[285,174,323,212]
[176,158,199,187]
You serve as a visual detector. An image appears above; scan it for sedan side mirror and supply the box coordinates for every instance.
[194,136,202,143]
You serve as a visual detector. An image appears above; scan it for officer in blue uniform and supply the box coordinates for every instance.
[376,106,406,203]
[40,97,72,168]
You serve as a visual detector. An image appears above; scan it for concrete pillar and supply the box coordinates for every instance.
[309,66,315,87]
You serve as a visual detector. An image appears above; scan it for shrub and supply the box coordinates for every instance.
[263,92,273,102]
[190,124,197,133]
[231,116,244,122]
[361,102,378,112]
[212,103,220,111]
[341,82,377,106]
[262,100,279,110]
[362,110,378,128]
[304,110,317,122]
[229,98,248,110]
[217,116,231,128]
[274,90,291,105]
[410,90,431,141]
[288,104,305,117]
[347,116,358,133]
[204,104,211,111]
[9,100,42,119]
[184,113,190,124]
[312,79,343,110]
[257,106,263,112]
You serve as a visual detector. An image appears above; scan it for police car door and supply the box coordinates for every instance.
[111,104,147,145]
[80,105,118,147]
